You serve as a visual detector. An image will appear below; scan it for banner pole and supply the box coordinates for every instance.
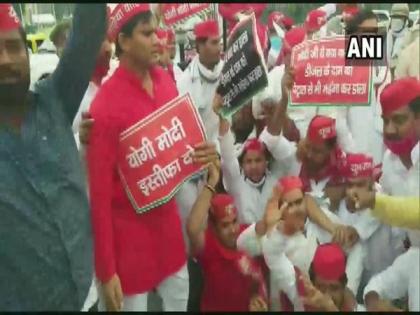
[222,18,227,51]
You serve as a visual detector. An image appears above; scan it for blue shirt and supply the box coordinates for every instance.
[0,4,106,311]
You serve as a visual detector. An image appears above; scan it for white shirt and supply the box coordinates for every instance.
[29,52,59,91]
[365,143,420,311]
[380,142,420,246]
[337,197,404,278]
[177,56,223,150]
[219,130,278,224]
[364,247,419,311]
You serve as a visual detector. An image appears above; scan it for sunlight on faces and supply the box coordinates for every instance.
[118,15,159,68]
[0,28,30,104]
[212,212,240,249]
[382,106,416,141]
[281,188,307,235]
[241,150,268,183]
[345,177,374,212]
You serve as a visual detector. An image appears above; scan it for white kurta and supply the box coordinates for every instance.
[380,142,420,246]
[336,197,404,280]
[219,130,278,224]
[365,143,420,311]
[364,247,419,311]
[305,203,364,296]
[176,56,223,150]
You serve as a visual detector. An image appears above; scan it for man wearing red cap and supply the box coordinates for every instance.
[362,78,420,312]
[87,4,218,311]
[337,153,405,299]
[186,160,268,311]
[177,20,222,151]
[237,174,364,309]
[326,3,361,36]
[218,3,267,35]
[0,3,107,311]
[238,178,364,311]
[175,20,223,298]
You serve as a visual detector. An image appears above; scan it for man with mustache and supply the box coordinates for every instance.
[363,77,420,312]
[0,3,107,311]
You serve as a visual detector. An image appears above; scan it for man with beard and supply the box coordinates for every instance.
[87,4,217,311]
[186,160,268,312]
[0,3,107,311]
[337,153,405,300]
[362,77,420,312]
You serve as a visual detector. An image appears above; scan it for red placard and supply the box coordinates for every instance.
[118,94,207,214]
[290,36,372,107]
[162,3,210,26]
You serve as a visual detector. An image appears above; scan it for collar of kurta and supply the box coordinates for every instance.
[114,63,162,92]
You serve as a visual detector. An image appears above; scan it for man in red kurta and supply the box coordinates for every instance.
[186,160,268,312]
[87,3,217,311]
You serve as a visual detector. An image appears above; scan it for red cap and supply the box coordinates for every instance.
[342,6,360,21]
[312,243,346,281]
[219,3,266,23]
[305,9,327,33]
[307,115,336,144]
[343,153,374,179]
[194,19,220,39]
[243,138,265,154]
[278,176,303,195]
[0,4,21,32]
[281,16,295,29]
[210,194,237,221]
[256,22,268,51]
[279,26,306,58]
[108,3,151,42]
[380,77,420,117]
[268,11,284,30]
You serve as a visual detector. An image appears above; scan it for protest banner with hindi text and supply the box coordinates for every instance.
[217,13,269,118]
[118,94,207,214]
[162,3,210,26]
[290,36,373,107]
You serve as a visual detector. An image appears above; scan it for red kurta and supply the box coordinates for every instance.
[87,64,186,295]
[197,225,267,312]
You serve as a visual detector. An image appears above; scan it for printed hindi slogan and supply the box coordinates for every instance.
[162,3,210,26]
[118,94,207,214]
[216,13,269,118]
[290,36,372,107]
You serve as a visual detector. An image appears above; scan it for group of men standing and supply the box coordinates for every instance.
[0,2,419,312]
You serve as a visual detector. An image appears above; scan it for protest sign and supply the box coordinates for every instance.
[118,94,207,214]
[217,13,269,118]
[290,36,373,107]
[162,3,210,26]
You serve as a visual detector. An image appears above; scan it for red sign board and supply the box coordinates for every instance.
[162,3,210,26]
[290,36,372,107]
[118,94,207,214]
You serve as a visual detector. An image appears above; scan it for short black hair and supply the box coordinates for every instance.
[345,9,378,35]
[115,11,153,58]
[409,96,420,115]
[309,263,348,287]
